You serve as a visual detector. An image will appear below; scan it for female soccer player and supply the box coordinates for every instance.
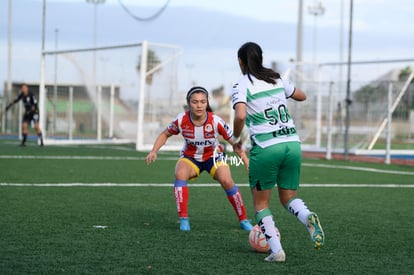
[5,83,44,146]
[231,42,325,262]
[146,86,253,231]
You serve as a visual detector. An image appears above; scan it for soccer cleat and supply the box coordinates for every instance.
[264,249,286,262]
[179,217,190,231]
[307,212,325,250]
[239,219,254,231]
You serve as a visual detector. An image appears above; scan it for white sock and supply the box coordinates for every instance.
[259,215,283,253]
[287,198,311,226]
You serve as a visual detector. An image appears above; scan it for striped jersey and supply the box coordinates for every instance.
[167,111,233,162]
[231,75,300,148]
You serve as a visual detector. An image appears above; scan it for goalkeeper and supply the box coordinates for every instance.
[5,83,44,146]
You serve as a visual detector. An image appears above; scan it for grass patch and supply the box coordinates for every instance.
[1,139,413,274]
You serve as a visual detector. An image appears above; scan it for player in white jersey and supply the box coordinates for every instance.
[146,86,253,232]
[231,42,325,262]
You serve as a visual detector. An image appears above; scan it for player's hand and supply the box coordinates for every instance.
[146,152,157,165]
[242,153,249,173]
[232,141,243,154]
[235,150,249,173]
[5,103,12,112]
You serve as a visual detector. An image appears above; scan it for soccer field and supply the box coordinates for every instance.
[1,140,413,274]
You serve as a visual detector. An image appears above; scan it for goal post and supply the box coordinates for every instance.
[135,41,183,151]
[38,40,182,149]
[292,58,414,161]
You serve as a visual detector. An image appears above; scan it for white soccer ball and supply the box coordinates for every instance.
[248,224,281,253]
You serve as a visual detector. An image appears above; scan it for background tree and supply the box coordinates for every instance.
[136,49,162,113]
[136,49,161,85]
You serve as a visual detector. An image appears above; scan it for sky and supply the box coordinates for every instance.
[1,0,414,99]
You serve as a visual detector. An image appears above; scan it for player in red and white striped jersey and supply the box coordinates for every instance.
[167,106,230,162]
[146,86,253,231]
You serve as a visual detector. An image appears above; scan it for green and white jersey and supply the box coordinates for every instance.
[232,74,300,148]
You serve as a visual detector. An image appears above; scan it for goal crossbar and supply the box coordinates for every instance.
[38,40,182,150]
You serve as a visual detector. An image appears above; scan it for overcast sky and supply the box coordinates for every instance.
[1,0,414,98]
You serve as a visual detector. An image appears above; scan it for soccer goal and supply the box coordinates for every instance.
[287,58,414,162]
[39,40,183,151]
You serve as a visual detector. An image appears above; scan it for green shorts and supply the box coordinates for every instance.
[249,141,302,191]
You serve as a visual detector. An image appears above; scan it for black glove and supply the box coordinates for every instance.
[5,103,13,112]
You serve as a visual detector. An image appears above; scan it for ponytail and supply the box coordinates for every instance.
[237,42,280,84]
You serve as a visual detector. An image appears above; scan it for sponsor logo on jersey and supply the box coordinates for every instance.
[186,139,214,146]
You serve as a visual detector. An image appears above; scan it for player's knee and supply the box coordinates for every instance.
[219,179,234,189]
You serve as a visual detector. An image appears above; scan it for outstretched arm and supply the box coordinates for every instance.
[5,93,22,112]
[5,98,18,112]
[145,130,171,165]
[5,103,12,112]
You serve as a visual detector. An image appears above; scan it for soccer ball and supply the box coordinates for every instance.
[248,224,281,253]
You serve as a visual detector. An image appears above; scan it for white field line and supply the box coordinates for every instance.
[1,155,413,176]
[302,163,414,176]
[1,183,414,188]
[0,155,177,161]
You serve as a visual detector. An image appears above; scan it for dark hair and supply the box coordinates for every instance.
[186,86,213,112]
[237,42,280,84]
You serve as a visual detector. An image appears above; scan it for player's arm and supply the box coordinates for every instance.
[228,137,249,172]
[218,115,249,172]
[223,136,249,173]
[282,77,306,102]
[232,102,247,140]
[5,96,20,112]
[5,102,13,112]
[236,149,249,173]
[290,87,306,102]
[232,102,247,148]
[145,129,172,165]
[230,83,249,171]
[231,102,249,170]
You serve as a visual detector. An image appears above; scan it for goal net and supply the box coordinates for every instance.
[39,40,183,150]
[285,60,414,158]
